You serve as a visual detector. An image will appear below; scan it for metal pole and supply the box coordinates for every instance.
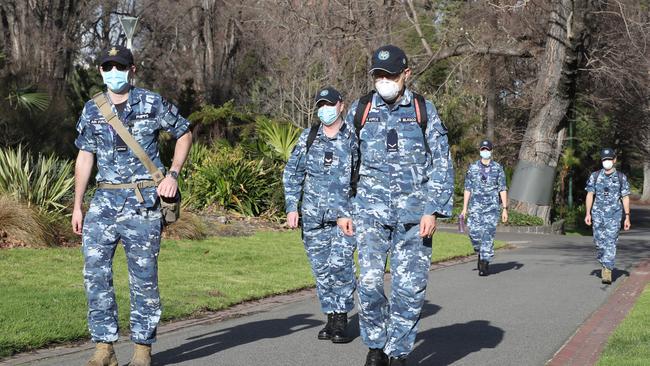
[568,117,574,209]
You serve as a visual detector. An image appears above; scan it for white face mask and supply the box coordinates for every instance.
[480,150,492,160]
[375,79,401,101]
[602,160,614,170]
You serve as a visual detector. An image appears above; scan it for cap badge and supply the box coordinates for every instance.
[108,47,119,56]
[378,50,390,60]
[320,90,329,96]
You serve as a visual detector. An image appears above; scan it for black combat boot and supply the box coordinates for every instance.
[478,260,489,276]
[389,357,408,366]
[364,348,389,366]
[331,312,352,343]
[317,313,334,340]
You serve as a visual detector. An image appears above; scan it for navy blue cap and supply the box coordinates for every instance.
[370,45,408,75]
[315,87,343,105]
[479,140,493,150]
[600,148,616,160]
[98,45,134,66]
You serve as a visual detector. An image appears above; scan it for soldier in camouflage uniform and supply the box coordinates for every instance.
[71,45,192,366]
[584,148,631,284]
[283,87,357,344]
[460,140,508,276]
[343,45,454,366]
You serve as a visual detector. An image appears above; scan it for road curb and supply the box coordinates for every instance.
[547,259,650,366]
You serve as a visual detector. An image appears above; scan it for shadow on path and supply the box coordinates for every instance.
[487,261,524,275]
[589,268,630,283]
[153,313,321,365]
[411,320,504,366]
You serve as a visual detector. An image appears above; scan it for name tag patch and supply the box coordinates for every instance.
[365,116,380,123]
[400,117,417,123]
[90,118,107,124]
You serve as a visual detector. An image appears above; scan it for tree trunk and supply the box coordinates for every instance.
[509,0,590,223]
[642,161,650,202]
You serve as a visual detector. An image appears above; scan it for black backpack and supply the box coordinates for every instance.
[349,91,430,196]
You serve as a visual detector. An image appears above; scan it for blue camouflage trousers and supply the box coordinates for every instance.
[302,219,356,314]
[592,212,621,270]
[467,210,498,262]
[355,218,433,358]
[82,191,163,344]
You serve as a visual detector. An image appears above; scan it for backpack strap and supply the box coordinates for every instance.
[92,92,166,184]
[304,123,320,155]
[350,92,375,197]
[413,92,431,155]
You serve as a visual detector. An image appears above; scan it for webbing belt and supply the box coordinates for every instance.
[97,180,157,203]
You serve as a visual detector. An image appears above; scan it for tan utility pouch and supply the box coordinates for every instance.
[93,92,180,225]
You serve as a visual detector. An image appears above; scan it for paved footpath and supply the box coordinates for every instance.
[6,206,650,366]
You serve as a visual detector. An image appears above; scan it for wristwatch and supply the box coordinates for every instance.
[167,170,179,180]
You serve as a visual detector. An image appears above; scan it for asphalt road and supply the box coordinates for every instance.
[16,205,650,366]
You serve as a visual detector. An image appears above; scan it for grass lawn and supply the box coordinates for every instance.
[597,284,650,366]
[0,230,500,357]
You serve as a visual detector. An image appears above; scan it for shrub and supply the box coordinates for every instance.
[162,210,209,240]
[254,117,302,162]
[185,145,283,216]
[0,195,56,247]
[505,210,545,226]
[0,145,74,215]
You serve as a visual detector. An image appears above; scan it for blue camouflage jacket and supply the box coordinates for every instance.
[586,169,631,217]
[75,87,190,208]
[283,122,358,225]
[464,160,507,211]
[345,89,454,224]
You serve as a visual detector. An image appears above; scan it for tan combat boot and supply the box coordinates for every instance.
[127,343,152,366]
[602,267,612,284]
[86,342,118,366]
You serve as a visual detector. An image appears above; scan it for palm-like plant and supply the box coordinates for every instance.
[0,145,75,215]
[6,87,50,112]
[255,117,302,162]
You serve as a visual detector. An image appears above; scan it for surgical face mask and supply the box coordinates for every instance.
[480,150,492,160]
[602,160,614,170]
[101,69,130,93]
[317,105,339,126]
[375,79,401,101]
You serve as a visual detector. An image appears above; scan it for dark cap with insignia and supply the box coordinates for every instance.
[315,87,343,105]
[600,148,616,160]
[479,140,493,151]
[98,45,134,66]
[370,45,408,75]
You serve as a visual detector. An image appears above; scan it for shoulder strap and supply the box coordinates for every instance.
[353,92,375,138]
[412,92,431,155]
[92,92,165,184]
[304,123,320,154]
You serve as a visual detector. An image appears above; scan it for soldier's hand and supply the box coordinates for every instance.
[71,208,84,235]
[584,214,592,226]
[501,210,508,223]
[287,211,299,229]
[337,218,354,236]
[460,209,467,218]
[157,176,178,198]
[624,217,631,231]
[419,215,437,238]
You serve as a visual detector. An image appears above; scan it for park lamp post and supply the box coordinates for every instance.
[119,16,139,50]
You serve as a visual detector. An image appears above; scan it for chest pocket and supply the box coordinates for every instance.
[92,123,114,157]
[130,113,159,144]
[398,119,427,165]
[359,116,386,167]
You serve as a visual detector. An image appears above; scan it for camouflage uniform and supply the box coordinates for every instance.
[283,122,357,314]
[347,89,454,358]
[75,87,189,344]
[464,160,507,262]
[586,169,630,270]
